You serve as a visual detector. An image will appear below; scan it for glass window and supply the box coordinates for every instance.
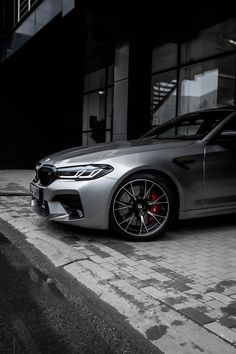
[179,55,235,115]
[181,17,236,64]
[83,68,106,93]
[152,43,178,73]
[151,70,177,127]
[107,65,114,86]
[106,87,113,130]
[82,91,105,132]
[82,71,113,146]
[144,110,230,140]
[82,130,106,145]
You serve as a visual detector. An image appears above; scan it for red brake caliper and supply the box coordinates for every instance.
[147,191,160,225]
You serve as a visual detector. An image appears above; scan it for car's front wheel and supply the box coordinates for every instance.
[110,173,176,241]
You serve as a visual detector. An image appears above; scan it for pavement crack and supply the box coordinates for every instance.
[58,258,89,268]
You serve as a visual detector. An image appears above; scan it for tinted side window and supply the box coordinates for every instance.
[155,111,230,139]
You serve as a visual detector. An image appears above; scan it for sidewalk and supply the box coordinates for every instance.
[1,170,236,353]
[0,170,33,195]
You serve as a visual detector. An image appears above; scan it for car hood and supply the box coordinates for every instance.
[40,139,195,167]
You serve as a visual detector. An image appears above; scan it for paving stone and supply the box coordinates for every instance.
[219,316,236,328]
[193,304,214,313]
[134,264,155,274]
[113,269,132,279]
[190,269,212,279]
[105,258,136,272]
[206,300,226,310]
[106,251,124,259]
[147,278,169,290]
[126,277,148,289]
[155,261,173,268]
[183,289,213,302]
[185,282,208,294]
[221,304,236,316]
[89,255,107,264]
[143,254,162,262]
[117,264,137,273]
[179,307,214,325]
[193,276,215,286]
[206,292,233,305]
[141,286,169,301]
[222,289,236,296]
[138,259,157,268]
[100,262,119,272]
[73,246,86,251]
[80,249,96,256]
[119,257,139,267]
[129,271,153,281]
[204,322,236,344]
[103,241,135,255]
[149,272,170,282]
[171,299,209,311]
[86,245,111,258]
[78,260,115,281]
[165,280,191,292]
[206,309,224,320]
[133,251,146,256]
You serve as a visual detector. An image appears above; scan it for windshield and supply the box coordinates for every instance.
[143,110,232,140]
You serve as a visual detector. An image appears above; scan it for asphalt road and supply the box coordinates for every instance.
[0,232,160,354]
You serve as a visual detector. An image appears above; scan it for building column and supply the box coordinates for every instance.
[112,40,129,141]
[62,0,75,16]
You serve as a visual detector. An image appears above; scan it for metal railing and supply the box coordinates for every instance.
[16,0,41,24]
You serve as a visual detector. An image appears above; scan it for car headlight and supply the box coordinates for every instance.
[57,164,113,180]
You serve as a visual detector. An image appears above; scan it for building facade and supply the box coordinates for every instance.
[0,1,236,167]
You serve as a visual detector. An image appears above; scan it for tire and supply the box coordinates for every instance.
[110,173,176,241]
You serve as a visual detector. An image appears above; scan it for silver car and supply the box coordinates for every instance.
[30,107,236,240]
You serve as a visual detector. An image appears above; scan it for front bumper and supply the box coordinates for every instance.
[31,176,118,230]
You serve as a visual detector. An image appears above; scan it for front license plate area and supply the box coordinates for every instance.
[30,183,43,200]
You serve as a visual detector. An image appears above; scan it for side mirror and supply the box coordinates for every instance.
[215,130,236,145]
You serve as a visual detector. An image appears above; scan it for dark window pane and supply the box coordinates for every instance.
[84,68,106,92]
[152,43,177,73]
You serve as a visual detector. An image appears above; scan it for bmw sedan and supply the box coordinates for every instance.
[30,107,236,240]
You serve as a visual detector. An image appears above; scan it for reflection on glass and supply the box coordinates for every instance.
[179,55,235,115]
[82,92,105,131]
[82,79,113,145]
[151,70,177,126]
[181,17,236,64]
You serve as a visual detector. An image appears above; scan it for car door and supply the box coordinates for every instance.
[204,117,236,209]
